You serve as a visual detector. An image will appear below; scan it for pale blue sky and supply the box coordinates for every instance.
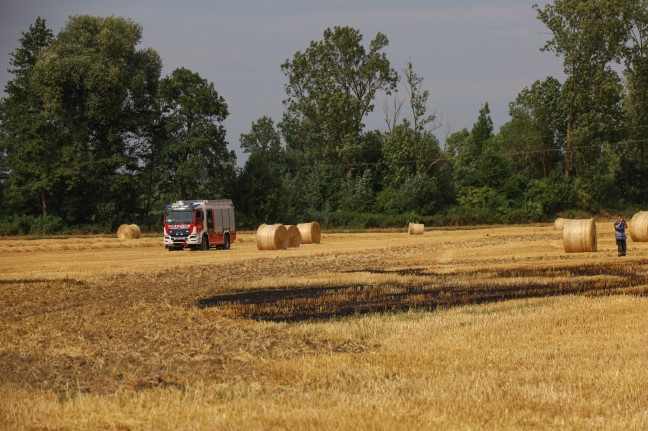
[0,1,564,164]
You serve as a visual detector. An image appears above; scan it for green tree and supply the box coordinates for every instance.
[136,117,166,220]
[338,169,376,213]
[568,68,624,179]
[622,0,648,170]
[0,18,55,217]
[236,116,286,223]
[158,67,236,200]
[280,26,398,170]
[378,61,451,215]
[472,102,494,150]
[403,61,440,150]
[535,0,629,177]
[377,172,443,215]
[450,103,493,189]
[381,122,443,183]
[240,116,282,157]
[477,134,513,191]
[502,76,565,178]
[30,15,162,225]
[235,151,284,227]
[382,123,417,187]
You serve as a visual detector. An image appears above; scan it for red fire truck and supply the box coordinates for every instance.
[163,199,236,251]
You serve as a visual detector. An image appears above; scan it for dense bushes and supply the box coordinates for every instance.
[0,215,64,235]
[0,214,163,236]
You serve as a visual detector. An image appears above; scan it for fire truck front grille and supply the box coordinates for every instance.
[170,229,190,238]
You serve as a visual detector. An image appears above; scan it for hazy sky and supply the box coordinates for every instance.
[0,0,565,164]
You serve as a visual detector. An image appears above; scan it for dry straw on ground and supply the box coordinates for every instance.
[563,218,597,253]
[256,224,288,250]
[297,221,321,244]
[116,224,140,239]
[285,225,302,248]
[554,218,567,231]
[408,223,425,235]
[630,211,648,242]
[4,225,648,429]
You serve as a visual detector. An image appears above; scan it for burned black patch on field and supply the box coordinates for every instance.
[0,278,86,286]
[200,260,648,322]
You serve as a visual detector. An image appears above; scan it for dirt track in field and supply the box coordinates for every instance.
[2,223,648,394]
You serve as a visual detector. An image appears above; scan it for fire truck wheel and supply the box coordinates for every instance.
[224,234,231,250]
[201,236,209,251]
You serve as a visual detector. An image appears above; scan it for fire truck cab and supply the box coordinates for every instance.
[163,199,236,251]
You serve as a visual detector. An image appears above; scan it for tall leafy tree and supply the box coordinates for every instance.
[376,62,452,216]
[472,102,494,149]
[502,77,565,178]
[534,0,629,177]
[235,151,285,227]
[240,116,282,155]
[379,123,449,214]
[236,116,286,225]
[403,62,440,147]
[451,103,493,189]
[158,68,236,201]
[382,62,444,186]
[280,26,398,169]
[382,122,444,187]
[0,18,54,216]
[622,0,648,169]
[30,15,162,224]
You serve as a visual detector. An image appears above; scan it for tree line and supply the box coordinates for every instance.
[0,0,647,234]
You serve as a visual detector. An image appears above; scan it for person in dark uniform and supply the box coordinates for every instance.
[614,214,627,256]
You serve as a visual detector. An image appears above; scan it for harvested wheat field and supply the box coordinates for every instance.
[2,221,648,430]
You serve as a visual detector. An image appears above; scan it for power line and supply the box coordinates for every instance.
[303,123,648,156]
[264,136,648,171]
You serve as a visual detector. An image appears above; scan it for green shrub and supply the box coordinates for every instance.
[0,215,64,235]
[29,216,64,235]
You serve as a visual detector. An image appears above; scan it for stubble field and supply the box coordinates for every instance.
[1,221,648,430]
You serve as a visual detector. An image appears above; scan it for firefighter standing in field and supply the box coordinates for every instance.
[614,214,627,256]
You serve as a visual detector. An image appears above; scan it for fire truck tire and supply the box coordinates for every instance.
[224,234,231,250]
[201,236,209,251]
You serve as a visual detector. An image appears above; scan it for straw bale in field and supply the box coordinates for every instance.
[408,223,424,235]
[563,218,597,253]
[285,225,302,248]
[129,224,141,238]
[630,211,648,242]
[117,224,140,240]
[554,218,567,231]
[256,224,289,250]
[297,221,321,244]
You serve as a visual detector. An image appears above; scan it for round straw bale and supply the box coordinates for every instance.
[256,224,288,250]
[128,224,141,239]
[630,211,648,242]
[297,221,321,244]
[285,225,302,247]
[554,218,567,231]
[562,218,597,253]
[117,224,139,240]
[408,223,425,235]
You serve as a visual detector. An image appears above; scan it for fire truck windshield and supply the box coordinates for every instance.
[165,209,194,224]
